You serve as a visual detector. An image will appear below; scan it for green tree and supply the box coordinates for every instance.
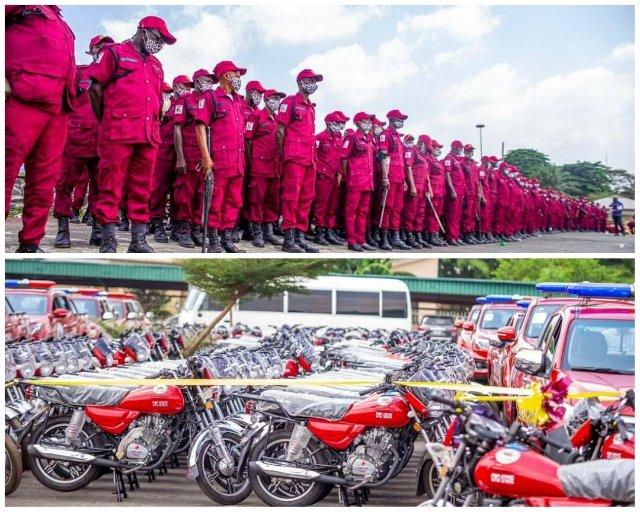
[559,161,611,198]
[605,168,635,199]
[131,288,172,319]
[330,259,415,277]
[504,149,563,189]
[177,259,335,355]
[438,259,499,279]
[491,259,633,284]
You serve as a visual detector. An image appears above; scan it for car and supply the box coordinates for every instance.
[57,288,118,338]
[418,315,456,342]
[487,304,527,388]
[5,296,29,341]
[459,304,482,348]
[4,279,89,340]
[107,292,153,330]
[507,283,634,424]
[458,295,520,381]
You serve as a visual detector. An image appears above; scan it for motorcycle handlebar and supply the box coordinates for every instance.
[532,431,574,453]
[358,383,389,396]
[424,391,466,410]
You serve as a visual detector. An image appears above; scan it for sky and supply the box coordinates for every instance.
[61,4,635,172]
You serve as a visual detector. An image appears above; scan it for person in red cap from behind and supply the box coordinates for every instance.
[51,34,114,249]
[89,16,176,253]
[402,134,433,249]
[460,143,483,245]
[366,116,387,246]
[442,140,466,245]
[276,68,322,252]
[6,5,76,252]
[340,112,377,252]
[421,138,447,246]
[147,75,192,245]
[244,89,286,248]
[377,109,411,250]
[312,111,348,247]
[193,60,247,253]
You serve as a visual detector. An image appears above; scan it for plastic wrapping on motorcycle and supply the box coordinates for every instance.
[33,385,131,406]
[258,389,356,420]
[558,459,634,503]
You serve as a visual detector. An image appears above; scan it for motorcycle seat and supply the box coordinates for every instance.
[33,385,132,406]
[558,459,634,503]
[259,389,356,420]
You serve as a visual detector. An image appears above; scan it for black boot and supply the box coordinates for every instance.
[313,227,329,246]
[54,217,71,248]
[170,221,180,242]
[406,232,422,249]
[391,230,411,250]
[378,230,392,251]
[361,241,377,251]
[463,234,477,245]
[89,222,103,246]
[251,223,265,248]
[82,211,93,225]
[370,226,381,244]
[365,229,377,247]
[16,243,44,253]
[70,211,81,224]
[100,223,118,253]
[118,209,130,231]
[282,229,304,253]
[262,223,281,245]
[333,229,346,243]
[416,232,432,249]
[325,229,342,245]
[207,230,223,253]
[348,243,364,252]
[295,230,319,253]
[273,222,285,236]
[149,218,169,243]
[191,225,204,247]
[221,229,241,253]
[177,221,195,248]
[241,220,253,241]
[128,223,155,253]
[231,227,240,243]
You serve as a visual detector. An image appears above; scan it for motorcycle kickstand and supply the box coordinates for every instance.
[112,470,128,502]
[338,486,351,507]
[147,469,156,482]
[170,453,180,468]
[158,462,167,475]
[126,472,138,491]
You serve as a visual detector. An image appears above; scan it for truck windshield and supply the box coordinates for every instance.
[563,319,634,375]
[525,304,563,339]
[480,308,517,330]
[6,293,47,315]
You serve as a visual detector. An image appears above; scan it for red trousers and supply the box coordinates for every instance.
[403,187,426,232]
[148,141,177,220]
[54,155,99,218]
[426,196,445,234]
[380,182,404,230]
[313,173,340,228]
[344,189,371,244]
[5,98,69,245]
[480,199,495,234]
[493,203,509,235]
[246,175,280,223]
[173,160,203,225]
[461,194,479,233]
[445,194,464,241]
[281,161,316,231]
[94,141,158,225]
[206,173,243,230]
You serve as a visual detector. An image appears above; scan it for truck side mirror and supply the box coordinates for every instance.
[52,308,69,319]
[462,321,475,332]
[514,349,543,375]
[497,326,517,342]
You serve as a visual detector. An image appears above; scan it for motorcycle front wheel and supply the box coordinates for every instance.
[249,429,331,507]
[5,434,22,495]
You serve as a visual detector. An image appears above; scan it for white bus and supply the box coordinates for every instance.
[178,275,412,332]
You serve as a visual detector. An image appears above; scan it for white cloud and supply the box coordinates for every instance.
[398,5,500,42]
[433,63,634,171]
[610,42,634,63]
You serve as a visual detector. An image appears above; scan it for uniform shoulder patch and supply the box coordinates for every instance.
[343,139,350,149]
[405,151,412,158]
[175,105,183,114]
[379,134,385,141]
[198,98,205,109]
[245,121,254,131]
[280,103,288,113]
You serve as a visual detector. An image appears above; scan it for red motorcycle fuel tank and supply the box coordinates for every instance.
[86,407,141,435]
[602,432,635,459]
[118,385,184,415]
[340,394,411,428]
[306,420,367,450]
[474,445,566,498]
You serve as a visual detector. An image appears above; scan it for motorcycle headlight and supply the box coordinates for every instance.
[38,361,54,377]
[17,361,36,379]
[54,360,68,375]
[5,360,17,381]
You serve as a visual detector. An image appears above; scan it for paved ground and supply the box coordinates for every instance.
[6,450,423,507]
[5,217,634,254]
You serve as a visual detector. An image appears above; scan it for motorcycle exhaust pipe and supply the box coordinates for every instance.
[250,461,350,486]
[28,444,120,469]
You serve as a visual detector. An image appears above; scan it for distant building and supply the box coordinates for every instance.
[594,196,635,222]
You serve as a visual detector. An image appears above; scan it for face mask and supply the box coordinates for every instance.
[391,118,404,129]
[452,148,462,156]
[265,97,281,112]
[405,141,414,148]
[142,30,164,54]
[229,76,242,93]
[338,123,346,131]
[175,85,190,96]
[464,152,473,158]
[434,149,442,157]
[197,77,215,92]
[249,90,262,107]
[162,92,172,102]
[417,143,427,154]
[358,120,372,133]
[327,122,342,134]
[373,125,383,136]
[300,80,318,95]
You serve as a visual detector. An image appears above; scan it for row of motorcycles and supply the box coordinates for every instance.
[5,323,635,506]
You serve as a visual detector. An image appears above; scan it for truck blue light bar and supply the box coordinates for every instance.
[516,300,531,308]
[484,294,520,304]
[476,297,488,304]
[536,283,572,293]
[565,283,634,299]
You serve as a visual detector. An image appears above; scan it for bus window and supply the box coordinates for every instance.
[239,295,284,312]
[288,290,332,314]
[337,291,379,316]
[382,291,408,318]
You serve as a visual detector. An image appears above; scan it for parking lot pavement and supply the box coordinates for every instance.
[6,450,424,507]
[5,217,634,254]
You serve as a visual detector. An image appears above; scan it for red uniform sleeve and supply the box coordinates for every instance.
[404,148,415,167]
[276,97,293,127]
[340,134,355,160]
[88,46,117,86]
[377,129,390,153]
[442,156,452,173]
[192,91,214,125]
[244,111,259,140]
[173,96,187,125]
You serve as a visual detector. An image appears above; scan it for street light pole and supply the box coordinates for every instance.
[475,124,485,157]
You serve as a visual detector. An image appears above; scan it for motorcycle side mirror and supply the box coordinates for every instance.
[462,321,475,332]
[52,308,69,319]
[126,312,137,320]
[102,311,115,320]
[497,326,516,342]
[514,348,543,375]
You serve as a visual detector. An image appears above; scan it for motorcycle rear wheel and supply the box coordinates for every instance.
[5,434,22,495]
[249,429,331,507]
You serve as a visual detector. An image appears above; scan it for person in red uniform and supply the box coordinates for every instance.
[460,143,482,244]
[340,112,377,252]
[147,76,188,243]
[422,138,447,246]
[403,134,432,249]
[442,140,465,245]
[313,111,347,247]
[89,16,176,253]
[277,68,322,253]
[52,34,113,249]
[478,156,497,243]
[244,88,286,248]
[378,109,410,250]
[367,116,387,246]
[193,60,247,253]
[6,5,76,252]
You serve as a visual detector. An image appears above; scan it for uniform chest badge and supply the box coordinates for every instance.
[280,103,288,113]
[175,105,183,114]
[379,134,386,141]
[198,98,205,109]
[245,121,254,131]
[343,140,350,149]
